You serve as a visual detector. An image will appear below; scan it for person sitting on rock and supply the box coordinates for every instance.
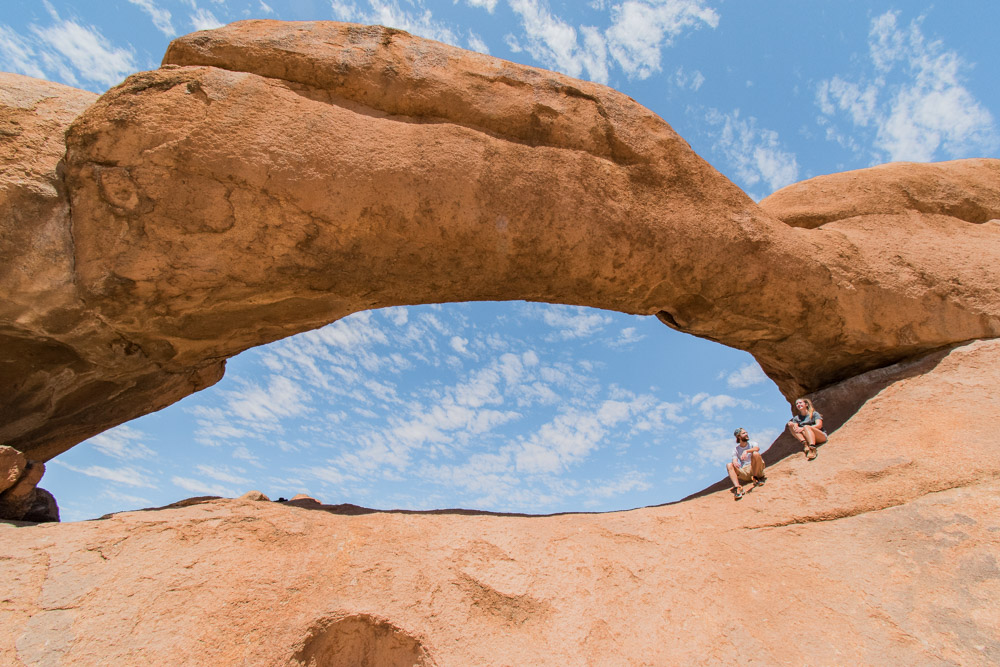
[727,427,765,500]
[787,397,827,460]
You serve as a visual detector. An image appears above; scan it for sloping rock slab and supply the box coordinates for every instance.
[3,339,998,665]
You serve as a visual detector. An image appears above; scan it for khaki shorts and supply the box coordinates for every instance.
[735,465,754,482]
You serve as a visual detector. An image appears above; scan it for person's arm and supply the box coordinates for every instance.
[748,441,759,453]
[813,414,824,430]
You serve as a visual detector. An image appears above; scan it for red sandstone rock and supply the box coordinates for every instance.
[0,445,27,493]
[0,460,44,520]
[2,339,997,664]
[0,73,224,462]
[760,158,1000,229]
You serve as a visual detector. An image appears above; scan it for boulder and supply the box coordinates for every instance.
[0,460,44,520]
[239,490,270,501]
[0,445,27,493]
[759,158,1000,229]
[21,486,59,523]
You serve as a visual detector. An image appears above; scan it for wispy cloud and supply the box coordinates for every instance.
[725,362,768,389]
[190,7,224,31]
[0,17,137,90]
[86,425,156,460]
[171,475,235,497]
[541,304,612,340]
[604,0,719,79]
[816,10,997,162]
[704,108,800,197]
[507,0,717,84]
[52,461,157,488]
[127,0,175,37]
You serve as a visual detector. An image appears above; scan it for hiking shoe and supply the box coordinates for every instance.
[734,488,744,500]
[754,476,766,486]
[807,447,818,461]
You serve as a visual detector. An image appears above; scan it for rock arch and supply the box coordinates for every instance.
[2,20,1000,465]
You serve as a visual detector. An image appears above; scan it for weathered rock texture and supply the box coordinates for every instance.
[3,21,999,462]
[0,448,57,522]
[0,73,223,462]
[3,339,998,665]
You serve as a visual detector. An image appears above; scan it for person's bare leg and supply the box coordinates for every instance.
[751,452,765,480]
[727,462,742,491]
[787,422,807,443]
[805,426,828,445]
[788,423,810,457]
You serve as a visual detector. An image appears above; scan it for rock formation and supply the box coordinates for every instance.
[2,338,998,664]
[2,20,1000,664]
[0,73,224,462]
[2,21,999,463]
[0,446,57,522]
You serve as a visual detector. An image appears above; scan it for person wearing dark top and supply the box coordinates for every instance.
[786,397,827,460]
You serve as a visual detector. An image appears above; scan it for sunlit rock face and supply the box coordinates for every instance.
[0,73,223,463]
[4,21,1000,465]
[2,338,998,664]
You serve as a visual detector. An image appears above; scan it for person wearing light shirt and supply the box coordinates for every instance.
[727,427,766,499]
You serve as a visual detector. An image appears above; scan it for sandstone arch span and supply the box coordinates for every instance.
[3,21,1000,466]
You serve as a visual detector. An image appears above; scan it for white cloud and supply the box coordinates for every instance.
[609,326,645,348]
[224,375,312,427]
[467,32,489,54]
[688,424,734,464]
[705,108,800,195]
[171,475,235,497]
[674,66,705,91]
[541,305,612,340]
[360,0,462,46]
[27,20,137,88]
[258,1,275,14]
[450,336,470,355]
[53,461,157,488]
[690,392,756,418]
[464,0,498,11]
[331,1,362,21]
[190,8,224,31]
[508,0,609,83]
[508,0,717,83]
[86,425,156,460]
[605,0,718,79]
[725,362,768,389]
[127,0,175,36]
[817,10,997,162]
[194,464,250,486]
[587,469,652,500]
[0,26,47,80]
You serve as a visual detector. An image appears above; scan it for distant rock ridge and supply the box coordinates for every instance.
[2,21,999,467]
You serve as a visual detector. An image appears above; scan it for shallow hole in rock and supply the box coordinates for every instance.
[292,614,434,667]
[45,302,789,519]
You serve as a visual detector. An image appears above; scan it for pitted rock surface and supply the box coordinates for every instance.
[2,339,998,664]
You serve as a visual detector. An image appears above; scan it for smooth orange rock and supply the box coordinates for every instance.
[2,339,998,664]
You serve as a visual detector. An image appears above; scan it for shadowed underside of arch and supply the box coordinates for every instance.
[2,20,1000,463]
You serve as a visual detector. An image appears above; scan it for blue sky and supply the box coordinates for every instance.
[2,1,998,520]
